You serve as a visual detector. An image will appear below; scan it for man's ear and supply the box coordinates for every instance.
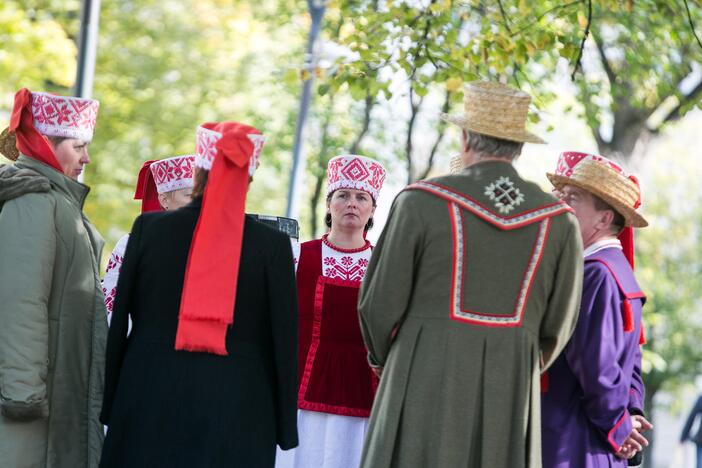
[597,209,615,232]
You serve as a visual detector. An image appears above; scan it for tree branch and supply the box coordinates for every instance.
[592,33,617,86]
[653,78,702,131]
[684,0,702,51]
[497,0,513,35]
[405,83,424,184]
[349,94,375,154]
[510,0,583,37]
[571,0,592,81]
[418,90,451,180]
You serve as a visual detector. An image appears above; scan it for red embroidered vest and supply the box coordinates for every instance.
[295,239,378,417]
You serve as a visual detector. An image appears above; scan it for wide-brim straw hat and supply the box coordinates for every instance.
[440,81,545,145]
[0,127,20,161]
[547,159,648,228]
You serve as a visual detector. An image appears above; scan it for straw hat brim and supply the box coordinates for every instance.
[0,127,20,161]
[440,112,545,145]
[547,173,648,228]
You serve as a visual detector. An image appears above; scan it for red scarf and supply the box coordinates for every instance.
[175,122,261,355]
[133,160,163,213]
[9,88,63,172]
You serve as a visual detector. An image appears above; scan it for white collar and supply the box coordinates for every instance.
[583,237,622,258]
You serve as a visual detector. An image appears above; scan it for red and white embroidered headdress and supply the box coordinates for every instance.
[30,92,99,141]
[150,155,195,194]
[553,151,624,178]
[326,154,386,201]
[195,125,265,177]
[548,150,647,267]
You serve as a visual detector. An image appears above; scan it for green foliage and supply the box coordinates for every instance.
[636,143,702,399]
[0,1,77,95]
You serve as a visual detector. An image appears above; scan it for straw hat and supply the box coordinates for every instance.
[0,127,20,161]
[547,158,648,228]
[440,81,545,144]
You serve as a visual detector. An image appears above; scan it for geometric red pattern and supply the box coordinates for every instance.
[150,155,195,193]
[554,151,624,178]
[31,92,99,141]
[326,154,386,200]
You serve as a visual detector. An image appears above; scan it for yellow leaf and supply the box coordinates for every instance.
[577,11,588,29]
[446,77,462,92]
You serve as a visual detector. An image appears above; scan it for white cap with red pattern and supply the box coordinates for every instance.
[150,155,195,194]
[553,151,624,178]
[326,154,386,201]
[30,92,99,141]
[195,125,265,177]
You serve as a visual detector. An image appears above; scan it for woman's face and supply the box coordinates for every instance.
[52,138,90,179]
[327,189,375,234]
[159,187,193,211]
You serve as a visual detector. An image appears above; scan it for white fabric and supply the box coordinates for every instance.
[101,234,132,333]
[194,126,222,170]
[275,410,368,468]
[583,237,622,258]
[321,238,372,282]
[291,239,301,273]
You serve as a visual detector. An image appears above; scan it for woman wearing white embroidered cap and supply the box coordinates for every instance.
[276,154,386,468]
[101,155,195,324]
[0,88,106,467]
[100,122,298,467]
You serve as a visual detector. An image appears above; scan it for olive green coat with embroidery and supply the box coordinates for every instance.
[0,156,107,468]
[359,160,583,468]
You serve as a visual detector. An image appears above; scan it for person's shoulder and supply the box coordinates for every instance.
[301,238,322,249]
[245,215,289,245]
[583,259,615,286]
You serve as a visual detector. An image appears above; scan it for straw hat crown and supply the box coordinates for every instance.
[440,81,545,144]
[547,158,648,228]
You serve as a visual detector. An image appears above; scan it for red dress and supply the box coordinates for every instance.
[295,235,378,417]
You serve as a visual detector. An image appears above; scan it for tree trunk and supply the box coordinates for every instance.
[309,173,325,238]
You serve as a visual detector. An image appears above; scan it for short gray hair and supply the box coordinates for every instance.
[465,130,523,160]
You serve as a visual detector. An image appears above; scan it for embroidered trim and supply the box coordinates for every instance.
[321,234,371,253]
[449,203,551,327]
[297,276,372,418]
[484,176,525,214]
[408,181,571,230]
[607,410,630,452]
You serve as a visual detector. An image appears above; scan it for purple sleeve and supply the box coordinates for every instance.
[629,344,645,413]
[565,263,632,452]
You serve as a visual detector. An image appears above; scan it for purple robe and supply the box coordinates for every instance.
[541,247,645,468]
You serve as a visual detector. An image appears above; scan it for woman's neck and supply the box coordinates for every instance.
[326,228,366,250]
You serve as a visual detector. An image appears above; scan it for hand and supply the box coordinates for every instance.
[615,416,652,459]
[632,414,653,432]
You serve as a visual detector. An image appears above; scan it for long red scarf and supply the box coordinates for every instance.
[175,122,260,355]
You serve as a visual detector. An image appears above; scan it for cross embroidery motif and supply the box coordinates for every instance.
[484,176,525,214]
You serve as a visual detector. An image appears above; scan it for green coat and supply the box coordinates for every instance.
[359,160,583,468]
[0,156,107,468]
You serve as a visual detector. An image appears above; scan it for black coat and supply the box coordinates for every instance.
[99,200,298,468]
